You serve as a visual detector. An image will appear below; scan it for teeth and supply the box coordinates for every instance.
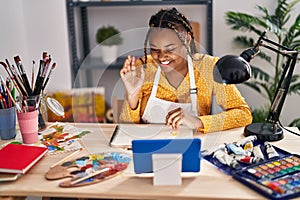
[161,61,170,65]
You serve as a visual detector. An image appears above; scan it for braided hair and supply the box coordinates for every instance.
[143,8,198,67]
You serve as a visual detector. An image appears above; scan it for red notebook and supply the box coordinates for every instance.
[0,144,48,174]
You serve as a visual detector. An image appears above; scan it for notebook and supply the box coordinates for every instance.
[0,144,48,174]
[0,173,21,182]
[109,124,194,149]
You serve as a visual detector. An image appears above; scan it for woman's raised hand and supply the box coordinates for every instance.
[120,55,145,109]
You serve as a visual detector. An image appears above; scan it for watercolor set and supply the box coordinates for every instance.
[45,152,131,187]
[233,154,300,199]
[202,136,300,199]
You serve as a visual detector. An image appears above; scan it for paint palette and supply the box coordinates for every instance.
[45,152,131,187]
[233,154,300,199]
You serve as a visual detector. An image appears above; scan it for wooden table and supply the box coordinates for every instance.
[0,123,299,200]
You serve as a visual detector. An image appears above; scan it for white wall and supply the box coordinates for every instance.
[0,0,299,125]
[0,0,72,91]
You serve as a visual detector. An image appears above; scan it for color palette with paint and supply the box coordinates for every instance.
[233,154,300,199]
[45,152,131,187]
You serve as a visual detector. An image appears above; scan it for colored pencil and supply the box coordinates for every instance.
[0,76,22,112]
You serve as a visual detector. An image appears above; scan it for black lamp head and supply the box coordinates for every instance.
[213,55,252,84]
[213,47,258,84]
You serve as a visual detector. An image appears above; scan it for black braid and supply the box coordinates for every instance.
[143,8,198,66]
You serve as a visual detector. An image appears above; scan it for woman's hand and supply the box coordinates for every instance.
[120,55,145,109]
[166,107,203,130]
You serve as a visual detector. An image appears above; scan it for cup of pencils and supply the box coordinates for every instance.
[0,52,57,143]
[0,76,17,140]
[0,106,17,140]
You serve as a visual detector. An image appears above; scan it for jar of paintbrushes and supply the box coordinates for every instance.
[0,52,57,144]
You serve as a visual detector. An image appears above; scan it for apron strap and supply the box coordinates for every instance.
[150,66,161,98]
[151,56,198,116]
[188,55,198,116]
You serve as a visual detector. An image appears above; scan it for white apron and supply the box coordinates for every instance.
[142,55,198,123]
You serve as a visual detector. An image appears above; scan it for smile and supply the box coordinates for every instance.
[160,60,170,65]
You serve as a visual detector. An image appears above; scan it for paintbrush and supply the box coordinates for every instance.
[31,60,35,90]
[41,63,56,92]
[33,60,45,95]
[14,56,33,95]
[50,149,82,168]
[0,61,23,97]
[5,59,27,96]
[70,167,111,185]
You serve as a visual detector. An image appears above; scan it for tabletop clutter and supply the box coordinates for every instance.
[0,52,62,144]
[202,135,300,199]
[0,122,300,199]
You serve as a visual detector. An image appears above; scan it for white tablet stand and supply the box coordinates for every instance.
[152,153,182,186]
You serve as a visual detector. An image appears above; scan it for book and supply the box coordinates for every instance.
[109,124,194,149]
[0,144,48,174]
[0,173,21,182]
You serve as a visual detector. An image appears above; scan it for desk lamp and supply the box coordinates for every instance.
[213,31,299,141]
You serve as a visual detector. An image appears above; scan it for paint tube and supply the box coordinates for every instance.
[213,149,239,169]
[202,143,226,156]
[243,141,254,156]
[213,149,227,165]
[236,135,257,147]
[235,155,263,164]
[264,141,279,159]
[253,144,265,161]
[226,143,247,155]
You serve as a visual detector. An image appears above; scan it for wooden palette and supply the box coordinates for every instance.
[45,152,131,187]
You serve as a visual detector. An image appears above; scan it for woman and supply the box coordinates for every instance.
[119,8,252,133]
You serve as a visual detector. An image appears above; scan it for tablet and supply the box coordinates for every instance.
[132,138,201,174]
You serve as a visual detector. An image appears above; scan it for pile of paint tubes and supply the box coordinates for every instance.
[204,135,280,169]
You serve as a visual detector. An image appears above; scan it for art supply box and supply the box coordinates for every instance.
[203,140,300,199]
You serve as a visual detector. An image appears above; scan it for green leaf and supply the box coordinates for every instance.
[234,36,255,47]
[251,66,272,82]
[225,0,300,125]
[243,82,262,93]
[288,117,300,129]
[288,82,300,95]
[251,105,270,123]
[225,12,267,35]
[282,14,300,47]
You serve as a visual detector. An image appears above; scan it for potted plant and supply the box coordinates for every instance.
[225,0,300,129]
[96,25,123,64]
